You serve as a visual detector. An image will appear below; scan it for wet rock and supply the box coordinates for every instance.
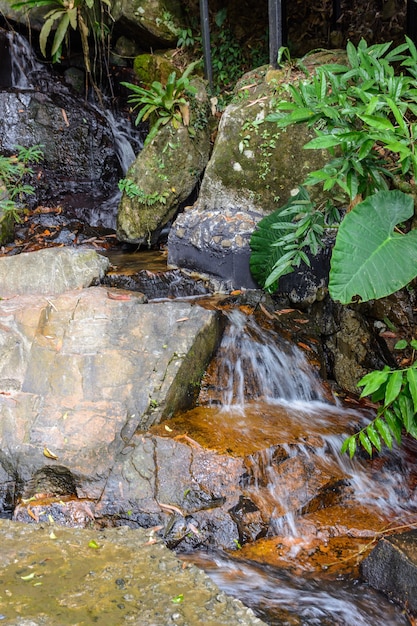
[95,403,362,551]
[0,247,109,296]
[361,530,417,616]
[0,520,266,625]
[0,90,121,224]
[102,267,210,299]
[168,61,333,291]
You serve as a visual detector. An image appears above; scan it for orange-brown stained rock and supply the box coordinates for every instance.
[151,402,360,457]
[232,503,413,578]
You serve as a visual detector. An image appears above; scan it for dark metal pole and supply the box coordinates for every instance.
[199,0,213,90]
[269,0,283,68]
[407,0,417,45]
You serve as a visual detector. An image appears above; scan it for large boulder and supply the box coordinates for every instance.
[117,76,213,245]
[0,248,109,296]
[168,58,335,290]
[0,261,221,510]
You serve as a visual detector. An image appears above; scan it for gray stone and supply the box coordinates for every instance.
[0,248,109,296]
[168,62,331,292]
[0,284,220,502]
[361,531,417,616]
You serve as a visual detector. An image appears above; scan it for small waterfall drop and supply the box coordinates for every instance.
[5,30,46,89]
[215,309,324,409]
[209,308,417,535]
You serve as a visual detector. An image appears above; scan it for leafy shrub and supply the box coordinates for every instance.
[250,37,417,303]
[342,339,417,457]
[121,61,199,146]
[12,0,112,94]
[0,145,43,236]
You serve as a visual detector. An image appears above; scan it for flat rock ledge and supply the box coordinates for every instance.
[0,520,266,625]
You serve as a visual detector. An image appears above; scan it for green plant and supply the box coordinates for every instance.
[250,37,417,302]
[12,0,112,95]
[177,27,195,49]
[0,145,43,229]
[118,178,170,206]
[329,189,417,303]
[121,61,199,146]
[342,339,417,457]
[250,187,337,291]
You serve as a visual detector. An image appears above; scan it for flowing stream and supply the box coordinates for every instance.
[183,308,416,625]
[2,27,416,625]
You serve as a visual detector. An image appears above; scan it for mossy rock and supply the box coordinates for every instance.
[133,53,179,86]
[117,77,212,245]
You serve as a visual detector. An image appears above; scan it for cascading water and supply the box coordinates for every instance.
[191,308,417,625]
[1,28,141,230]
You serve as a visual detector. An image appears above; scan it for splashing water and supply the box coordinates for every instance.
[211,309,417,531]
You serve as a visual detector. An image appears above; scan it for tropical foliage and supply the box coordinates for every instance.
[342,340,417,457]
[12,0,112,95]
[121,61,199,146]
[0,145,43,232]
[250,37,417,304]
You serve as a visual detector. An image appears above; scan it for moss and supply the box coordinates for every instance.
[133,53,179,86]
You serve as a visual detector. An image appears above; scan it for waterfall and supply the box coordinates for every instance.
[214,309,325,409]
[5,30,46,89]
[208,309,417,536]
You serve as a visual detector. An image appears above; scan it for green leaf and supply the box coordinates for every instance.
[394,339,408,350]
[358,368,390,397]
[385,408,403,445]
[348,435,357,459]
[250,187,313,290]
[399,394,415,433]
[359,430,373,456]
[329,190,417,304]
[39,18,55,57]
[384,369,404,407]
[407,368,417,414]
[375,417,393,448]
[358,115,395,131]
[366,422,382,451]
[51,13,70,57]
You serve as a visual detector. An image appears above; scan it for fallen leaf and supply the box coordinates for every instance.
[21,573,36,581]
[88,539,100,549]
[176,317,189,323]
[297,342,312,351]
[43,447,58,460]
[164,424,173,432]
[61,108,69,126]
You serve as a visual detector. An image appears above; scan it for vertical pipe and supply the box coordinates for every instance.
[407,0,417,44]
[199,0,213,90]
[269,0,283,68]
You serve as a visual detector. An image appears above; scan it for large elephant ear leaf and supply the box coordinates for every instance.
[329,190,417,304]
[249,187,310,290]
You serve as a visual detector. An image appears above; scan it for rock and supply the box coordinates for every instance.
[0,520,266,625]
[0,248,109,296]
[133,51,179,85]
[112,0,185,48]
[0,88,122,227]
[168,205,260,290]
[117,77,212,245]
[168,61,332,290]
[361,530,417,616]
[0,284,221,509]
[95,402,359,551]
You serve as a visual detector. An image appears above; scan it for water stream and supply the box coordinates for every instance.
[2,26,416,625]
[183,307,417,625]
